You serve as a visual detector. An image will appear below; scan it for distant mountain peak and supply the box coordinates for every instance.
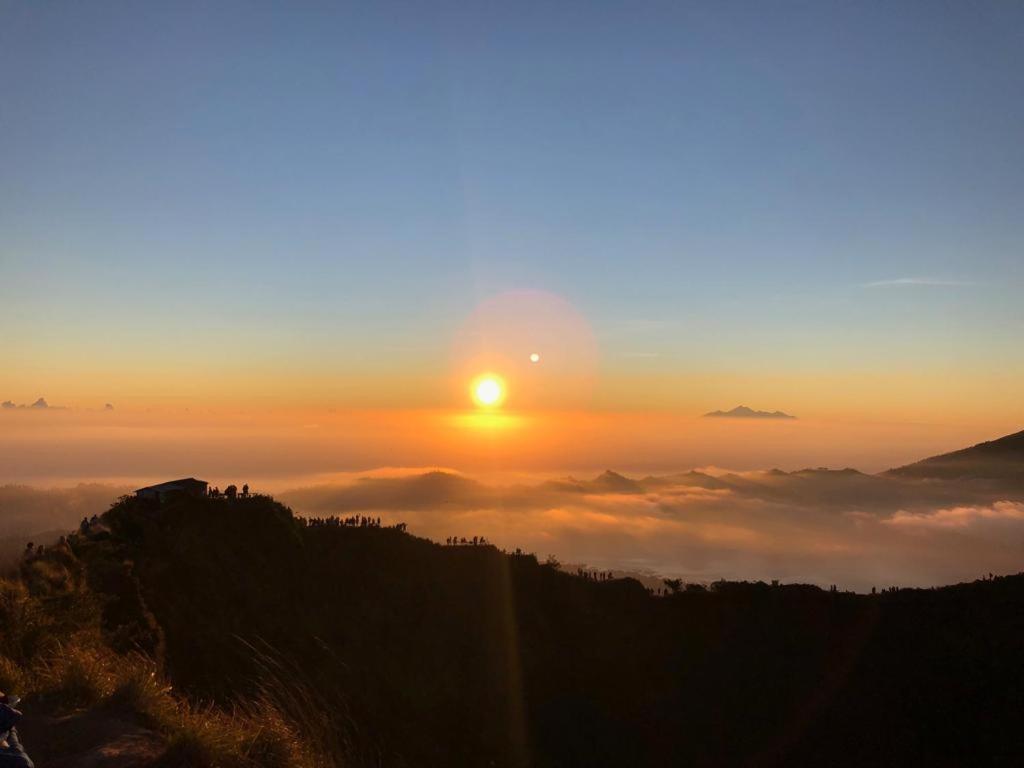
[704,405,796,420]
[590,470,644,493]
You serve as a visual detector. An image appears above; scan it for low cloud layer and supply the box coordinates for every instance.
[2,468,1021,591]
[281,468,1024,591]
[885,501,1024,532]
[0,484,129,540]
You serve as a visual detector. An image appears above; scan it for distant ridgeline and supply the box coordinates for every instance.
[39,490,1024,767]
[704,405,797,419]
[886,428,1024,483]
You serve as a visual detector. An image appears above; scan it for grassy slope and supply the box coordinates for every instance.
[92,495,1024,767]
[0,518,335,768]
[4,493,1024,767]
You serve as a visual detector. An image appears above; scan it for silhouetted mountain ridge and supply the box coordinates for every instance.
[887,428,1024,484]
[59,491,1024,767]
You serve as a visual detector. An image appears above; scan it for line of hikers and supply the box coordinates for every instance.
[577,568,615,581]
[307,514,381,528]
[445,536,490,546]
[304,515,408,532]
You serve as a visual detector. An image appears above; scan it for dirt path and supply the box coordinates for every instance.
[18,709,165,768]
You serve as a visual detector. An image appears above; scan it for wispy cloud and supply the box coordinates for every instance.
[861,277,976,288]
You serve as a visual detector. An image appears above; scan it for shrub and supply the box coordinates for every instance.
[105,655,177,730]
[36,641,117,711]
[0,654,26,694]
[156,701,308,768]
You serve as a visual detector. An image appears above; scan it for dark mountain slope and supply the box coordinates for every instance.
[887,428,1024,484]
[69,493,1024,768]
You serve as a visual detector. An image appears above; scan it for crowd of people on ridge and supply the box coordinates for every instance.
[304,514,407,532]
[445,536,490,546]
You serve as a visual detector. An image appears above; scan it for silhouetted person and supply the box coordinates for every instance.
[0,699,32,768]
[225,484,237,499]
[242,484,249,497]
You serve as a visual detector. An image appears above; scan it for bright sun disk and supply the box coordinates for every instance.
[472,375,505,407]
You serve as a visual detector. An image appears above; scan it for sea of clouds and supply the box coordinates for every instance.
[279,468,1024,591]
[1,469,1021,591]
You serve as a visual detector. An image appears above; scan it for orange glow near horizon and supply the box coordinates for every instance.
[0,403,1017,489]
[450,410,524,432]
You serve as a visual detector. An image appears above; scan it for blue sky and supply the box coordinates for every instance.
[2,1,1023,409]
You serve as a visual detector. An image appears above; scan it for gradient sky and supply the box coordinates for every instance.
[2,1,1023,424]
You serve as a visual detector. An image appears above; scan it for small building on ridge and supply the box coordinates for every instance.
[135,478,208,503]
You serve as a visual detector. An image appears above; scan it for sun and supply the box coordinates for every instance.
[471,374,505,407]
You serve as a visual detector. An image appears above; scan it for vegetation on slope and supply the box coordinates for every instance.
[5,492,1024,766]
[0,514,341,768]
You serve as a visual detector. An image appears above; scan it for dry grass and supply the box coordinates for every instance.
[156,707,299,768]
[35,641,118,710]
[0,556,347,768]
[29,643,332,767]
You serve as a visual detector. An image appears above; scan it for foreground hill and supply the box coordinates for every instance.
[14,493,1016,767]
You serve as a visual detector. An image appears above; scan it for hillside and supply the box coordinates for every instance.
[5,493,1020,767]
[887,428,1024,483]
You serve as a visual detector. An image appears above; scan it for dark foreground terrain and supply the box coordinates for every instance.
[4,492,1022,767]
